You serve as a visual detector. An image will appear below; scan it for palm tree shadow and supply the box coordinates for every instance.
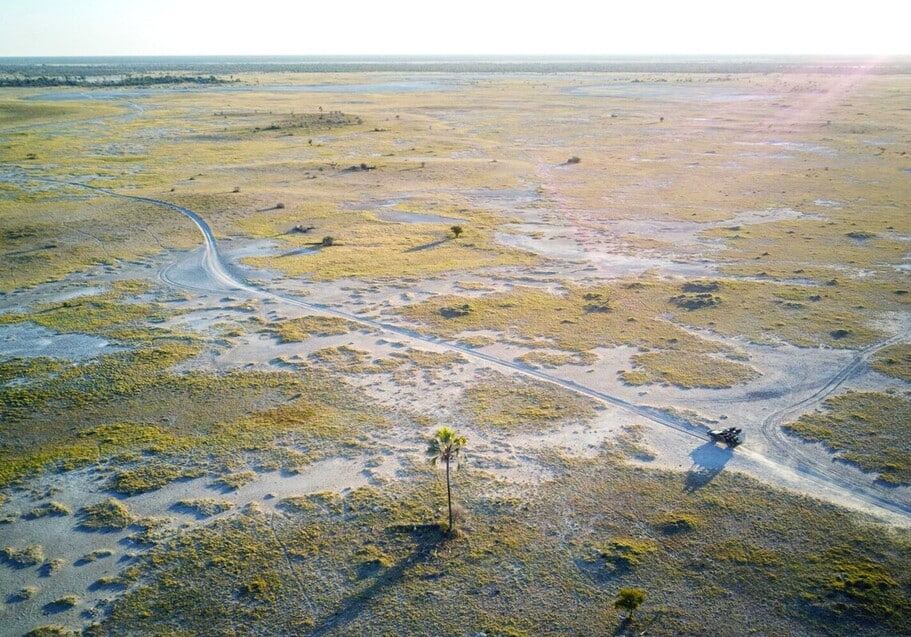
[684,442,733,491]
[308,523,446,636]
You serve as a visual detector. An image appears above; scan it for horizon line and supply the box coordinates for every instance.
[2,53,909,60]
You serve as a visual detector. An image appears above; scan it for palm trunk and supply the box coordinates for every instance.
[445,455,453,534]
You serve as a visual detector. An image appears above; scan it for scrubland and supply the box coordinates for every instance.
[1,63,910,636]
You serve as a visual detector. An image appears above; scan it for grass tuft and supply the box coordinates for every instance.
[1,544,45,567]
[77,499,134,531]
[23,501,71,520]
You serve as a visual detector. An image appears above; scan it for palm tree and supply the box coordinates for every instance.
[427,426,467,535]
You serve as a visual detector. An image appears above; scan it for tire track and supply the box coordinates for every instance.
[6,173,911,522]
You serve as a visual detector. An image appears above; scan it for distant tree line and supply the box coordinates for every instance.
[0,74,236,88]
[1,56,908,78]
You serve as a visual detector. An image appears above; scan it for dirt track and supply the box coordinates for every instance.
[26,175,906,526]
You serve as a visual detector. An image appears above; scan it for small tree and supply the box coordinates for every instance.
[450,225,463,239]
[321,236,334,247]
[613,587,646,620]
[427,427,467,535]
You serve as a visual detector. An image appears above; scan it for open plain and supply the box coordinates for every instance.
[1,59,910,636]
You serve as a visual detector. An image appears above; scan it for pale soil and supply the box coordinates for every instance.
[0,323,122,361]
[46,241,911,525]
[2,191,909,635]
[2,69,910,635]
[0,458,393,636]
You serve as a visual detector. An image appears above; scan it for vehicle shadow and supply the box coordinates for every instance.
[684,442,734,491]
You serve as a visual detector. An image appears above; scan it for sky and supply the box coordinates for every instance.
[0,0,908,57]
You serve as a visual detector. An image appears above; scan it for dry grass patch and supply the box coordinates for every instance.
[665,278,906,348]
[0,291,174,335]
[704,218,911,275]
[397,283,727,354]
[783,391,911,485]
[517,350,599,368]
[213,471,257,491]
[308,345,400,374]
[0,334,381,489]
[9,585,39,601]
[399,275,904,354]
[870,343,911,382]
[0,190,197,291]
[620,350,759,389]
[391,348,468,369]
[109,463,204,496]
[272,315,362,342]
[462,372,599,430]
[77,498,134,531]
[175,498,235,517]
[243,208,534,281]
[96,450,911,637]
[0,99,103,126]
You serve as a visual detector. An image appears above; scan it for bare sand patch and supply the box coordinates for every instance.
[0,456,392,637]
[0,323,123,361]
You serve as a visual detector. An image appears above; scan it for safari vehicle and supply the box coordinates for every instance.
[709,426,744,447]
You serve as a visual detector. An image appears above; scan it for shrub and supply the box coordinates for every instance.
[2,544,45,566]
[23,501,71,519]
[24,626,68,637]
[614,587,646,618]
[596,539,657,571]
[51,594,79,609]
[40,558,65,575]
[77,549,114,564]
[670,292,722,310]
[682,281,720,293]
[214,471,256,490]
[78,499,133,531]
[109,464,194,495]
[440,304,472,318]
[176,498,235,517]
[9,586,38,601]
[583,292,611,313]
[653,512,699,534]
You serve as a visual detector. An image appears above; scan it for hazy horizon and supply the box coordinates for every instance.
[1,1,908,57]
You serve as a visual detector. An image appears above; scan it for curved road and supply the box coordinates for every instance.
[8,175,911,523]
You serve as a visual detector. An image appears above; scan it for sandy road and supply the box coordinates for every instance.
[5,173,911,523]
